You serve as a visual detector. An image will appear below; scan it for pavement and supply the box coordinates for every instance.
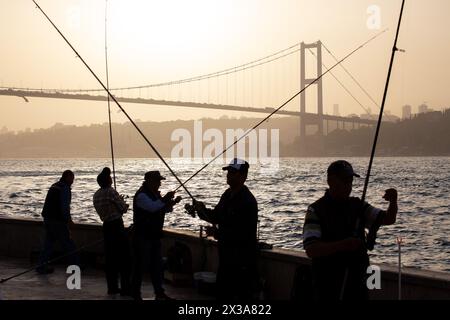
[0,256,211,300]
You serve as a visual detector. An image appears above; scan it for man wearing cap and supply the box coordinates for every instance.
[194,158,259,300]
[93,167,131,295]
[130,170,181,300]
[302,160,398,300]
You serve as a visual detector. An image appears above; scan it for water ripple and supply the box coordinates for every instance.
[0,157,449,272]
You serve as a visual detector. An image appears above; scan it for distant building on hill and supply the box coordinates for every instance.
[402,105,412,119]
[418,103,429,114]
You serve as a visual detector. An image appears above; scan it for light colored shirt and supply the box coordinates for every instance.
[303,200,382,248]
[93,187,129,222]
[135,192,166,213]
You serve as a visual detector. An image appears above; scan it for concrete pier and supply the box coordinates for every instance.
[0,217,449,300]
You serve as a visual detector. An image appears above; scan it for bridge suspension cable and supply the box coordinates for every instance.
[307,48,372,115]
[0,42,301,94]
[175,30,387,192]
[322,34,387,110]
[32,0,196,202]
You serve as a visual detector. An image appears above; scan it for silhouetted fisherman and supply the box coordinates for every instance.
[130,171,181,300]
[37,170,79,274]
[193,158,259,300]
[302,160,398,300]
[93,167,131,296]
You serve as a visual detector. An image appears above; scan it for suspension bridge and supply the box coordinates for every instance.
[1,40,381,136]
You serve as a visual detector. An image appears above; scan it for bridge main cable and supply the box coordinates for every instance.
[174,29,388,192]
[1,44,301,94]
[32,0,195,201]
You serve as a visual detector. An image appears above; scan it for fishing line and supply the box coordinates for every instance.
[321,29,389,110]
[361,1,405,203]
[307,48,371,115]
[0,238,104,284]
[340,0,406,300]
[104,0,117,190]
[32,0,195,201]
[174,29,388,193]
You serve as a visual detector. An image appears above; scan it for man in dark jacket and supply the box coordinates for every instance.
[194,158,259,300]
[303,160,398,300]
[130,170,181,300]
[37,170,79,274]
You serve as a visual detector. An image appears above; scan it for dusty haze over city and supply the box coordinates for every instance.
[1,0,449,132]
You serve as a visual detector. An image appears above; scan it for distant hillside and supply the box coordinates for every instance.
[0,116,298,158]
[310,109,450,157]
[0,110,449,158]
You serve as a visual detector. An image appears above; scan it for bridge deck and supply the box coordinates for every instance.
[0,89,377,125]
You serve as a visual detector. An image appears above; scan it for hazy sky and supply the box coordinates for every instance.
[1,0,449,131]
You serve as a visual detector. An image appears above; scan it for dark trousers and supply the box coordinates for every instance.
[38,220,79,268]
[216,251,258,300]
[313,267,369,301]
[130,234,164,296]
[103,218,131,292]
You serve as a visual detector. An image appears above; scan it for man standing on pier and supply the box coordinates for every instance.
[93,167,131,296]
[130,170,182,300]
[193,158,259,300]
[37,170,79,274]
[302,160,398,300]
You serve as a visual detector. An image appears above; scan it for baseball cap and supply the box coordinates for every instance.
[144,170,166,182]
[222,158,249,173]
[327,160,360,178]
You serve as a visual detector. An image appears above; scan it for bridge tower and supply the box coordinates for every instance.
[300,40,324,137]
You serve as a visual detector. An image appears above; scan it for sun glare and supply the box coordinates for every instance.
[108,0,235,55]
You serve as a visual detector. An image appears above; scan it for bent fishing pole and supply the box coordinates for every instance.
[340,0,406,300]
[32,0,195,202]
[174,28,388,194]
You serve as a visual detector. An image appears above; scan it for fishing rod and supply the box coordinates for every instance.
[361,1,405,204]
[0,238,104,284]
[307,47,371,115]
[104,0,117,190]
[174,28,388,193]
[340,0,406,301]
[32,0,195,202]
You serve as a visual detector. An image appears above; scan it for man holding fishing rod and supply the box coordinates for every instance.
[130,170,182,300]
[191,158,259,300]
[93,167,131,296]
[302,160,398,300]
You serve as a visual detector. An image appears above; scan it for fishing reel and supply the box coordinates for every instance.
[184,203,196,218]
[200,225,218,240]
